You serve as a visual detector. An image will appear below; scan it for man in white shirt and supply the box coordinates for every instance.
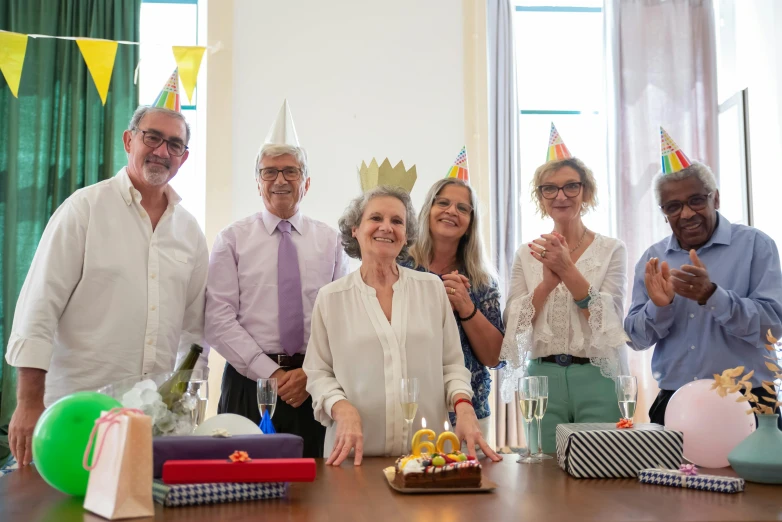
[5,106,209,466]
[205,101,348,457]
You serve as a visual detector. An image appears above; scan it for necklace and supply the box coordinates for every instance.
[569,227,588,254]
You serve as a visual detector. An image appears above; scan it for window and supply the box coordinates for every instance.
[139,0,206,231]
[514,1,610,244]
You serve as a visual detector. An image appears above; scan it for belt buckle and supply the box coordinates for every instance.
[556,354,573,367]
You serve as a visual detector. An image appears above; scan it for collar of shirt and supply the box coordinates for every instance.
[665,212,732,253]
[260,208,307,236]
[114,167,183,208]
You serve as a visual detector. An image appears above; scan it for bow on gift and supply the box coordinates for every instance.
[616,418,634,429]
[82,407,145,471]
[680,464,698,476]
[229,451,252,463]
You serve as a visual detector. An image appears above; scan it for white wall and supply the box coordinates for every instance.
[230,0,465,231]
[717,0,782,246]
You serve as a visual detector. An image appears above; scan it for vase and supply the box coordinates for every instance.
[727,414,782,484]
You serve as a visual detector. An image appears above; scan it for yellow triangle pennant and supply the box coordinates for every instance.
[172,46,205,102]
[76,39,118,105]
[0,31,29,97]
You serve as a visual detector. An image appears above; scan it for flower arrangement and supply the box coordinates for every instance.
[711,329,782,415]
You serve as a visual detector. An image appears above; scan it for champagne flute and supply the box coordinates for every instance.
[616,375,638,421]
[518,376,541,464]
[400,378,420,453]
[257,378,278,420]
[186,378,209,427]
[532,375,552,460]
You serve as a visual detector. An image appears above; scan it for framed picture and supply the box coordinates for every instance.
[717,88,752,226]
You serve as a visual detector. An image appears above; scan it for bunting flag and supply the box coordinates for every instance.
[172,46,205,102]
[546,122,572,162]
[660,127,692,174]
[153,68,181,112]
[76,39,118,105]
[445,146,469,182]
[0,31,29,97]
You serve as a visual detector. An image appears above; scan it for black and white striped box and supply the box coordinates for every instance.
[555,423,683,479]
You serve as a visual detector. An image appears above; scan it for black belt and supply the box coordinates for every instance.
[541,354,591,366]
[267,353,305,369]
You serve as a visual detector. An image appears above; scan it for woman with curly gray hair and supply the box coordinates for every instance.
[303,185,501,466]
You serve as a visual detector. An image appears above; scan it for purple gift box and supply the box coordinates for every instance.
[153,434,304,478]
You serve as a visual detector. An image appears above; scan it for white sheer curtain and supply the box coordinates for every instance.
[606,0,718,421]
[487,0,523,449]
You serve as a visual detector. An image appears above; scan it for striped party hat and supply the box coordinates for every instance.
[660,127,691,174]
[546,123,572,162]
[153,69,181,112]
[445,146,469,182]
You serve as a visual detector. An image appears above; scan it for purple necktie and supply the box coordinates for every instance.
[277,220,303,356]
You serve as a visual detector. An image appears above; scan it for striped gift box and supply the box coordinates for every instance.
[152,479,288,507]
[555,423,683,479]
[638,469,745,493]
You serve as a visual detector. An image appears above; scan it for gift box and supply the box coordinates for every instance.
[153,434,303,478]
[638,469,745,493]
[555,423,683,478]
[152,479,288,507]
[162,458,317,484]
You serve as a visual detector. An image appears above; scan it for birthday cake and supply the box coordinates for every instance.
[393,429,481,489]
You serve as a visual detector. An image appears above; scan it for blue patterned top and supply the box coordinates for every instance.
[400,259,505,422]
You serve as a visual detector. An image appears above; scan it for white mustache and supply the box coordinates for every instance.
[146,157,170,168]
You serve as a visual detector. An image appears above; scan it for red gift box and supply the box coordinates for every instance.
[162,458,317,484]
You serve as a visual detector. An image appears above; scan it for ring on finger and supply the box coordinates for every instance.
[449,287,456,295]
[541,249,547,259]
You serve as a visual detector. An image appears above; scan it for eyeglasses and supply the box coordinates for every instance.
[136,130,188,157]
[259,167,303,181]
[433,196,473,216]
[538,182,583,200]
[660,192,714,217]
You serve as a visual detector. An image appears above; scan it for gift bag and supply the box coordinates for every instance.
[83,408,154,519]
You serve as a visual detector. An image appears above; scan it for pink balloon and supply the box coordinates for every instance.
[665,380,756,468]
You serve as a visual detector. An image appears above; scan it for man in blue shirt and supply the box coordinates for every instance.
[625,150,782,425]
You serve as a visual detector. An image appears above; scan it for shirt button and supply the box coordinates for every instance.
[710,306,715,310]
[140,210,147,218]
[150,305,157,311]
[690,345,695,350]
[689,313,695,319]
[150,273,156,279]
[693,377,699,381]
[147,338,154,345]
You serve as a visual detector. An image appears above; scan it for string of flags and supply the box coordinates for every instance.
[0,29,207,105]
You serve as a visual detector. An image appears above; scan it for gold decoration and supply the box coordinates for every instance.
[358,158,417,193]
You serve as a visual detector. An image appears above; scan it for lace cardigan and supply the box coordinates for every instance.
[499,234,630,402]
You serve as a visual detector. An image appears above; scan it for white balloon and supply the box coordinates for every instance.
[192,413,262,436]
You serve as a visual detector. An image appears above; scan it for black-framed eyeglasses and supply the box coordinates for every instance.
[259,167,303,181]
[136,130,188,157]
[538,182,583,200]
[433,196,473,216]
[660,192,714,217]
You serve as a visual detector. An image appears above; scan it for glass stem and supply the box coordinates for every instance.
[525,418,532,458]
[537,417,543,455]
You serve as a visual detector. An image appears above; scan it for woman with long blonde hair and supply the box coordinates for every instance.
[404,178,504,439]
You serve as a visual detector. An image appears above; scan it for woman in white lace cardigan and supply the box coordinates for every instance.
[501,155,629,453]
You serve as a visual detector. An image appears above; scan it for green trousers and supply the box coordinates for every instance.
[525,360,619,453]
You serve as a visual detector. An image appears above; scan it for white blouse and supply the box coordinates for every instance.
[500,234,630,402]
[303,267,473,457]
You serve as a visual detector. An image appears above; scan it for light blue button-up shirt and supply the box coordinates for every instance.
[625,213,782,390]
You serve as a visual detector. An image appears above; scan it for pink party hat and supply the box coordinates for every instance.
[445,146,469,182]
[546,123,572,162]
[153,69,181,112]
[660,127,692,174]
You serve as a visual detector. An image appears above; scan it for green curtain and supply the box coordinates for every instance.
[0,0,141,465]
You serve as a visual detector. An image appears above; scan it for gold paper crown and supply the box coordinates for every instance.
[358,158,417,193]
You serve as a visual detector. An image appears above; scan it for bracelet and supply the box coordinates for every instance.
[454,398,473,410]
[574,294,592,309]
[458,303,478,322]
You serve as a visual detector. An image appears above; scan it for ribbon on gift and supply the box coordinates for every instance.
[616,418,634,429]
[83,407,145,471]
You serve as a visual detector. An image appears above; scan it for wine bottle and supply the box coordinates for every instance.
[158,344,203,409]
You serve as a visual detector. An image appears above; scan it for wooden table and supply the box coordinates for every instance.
[2,457,780,521]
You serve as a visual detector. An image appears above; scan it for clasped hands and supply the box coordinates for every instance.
[644,249,716,307]
[527,232,575,289]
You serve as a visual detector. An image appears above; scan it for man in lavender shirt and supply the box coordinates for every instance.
[205,101,349,457]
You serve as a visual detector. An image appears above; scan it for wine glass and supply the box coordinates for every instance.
[518,376,541,464]
[532,375,552,460]
[257,378,278,420]
[400,378,420,453]
[185,378,209,427]
[616,375,638,421]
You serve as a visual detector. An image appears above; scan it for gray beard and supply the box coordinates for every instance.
[143,164,169,186]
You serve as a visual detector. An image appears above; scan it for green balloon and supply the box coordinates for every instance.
[32,391,122,496]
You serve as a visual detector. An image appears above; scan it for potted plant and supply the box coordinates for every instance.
[712,330,782,484]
